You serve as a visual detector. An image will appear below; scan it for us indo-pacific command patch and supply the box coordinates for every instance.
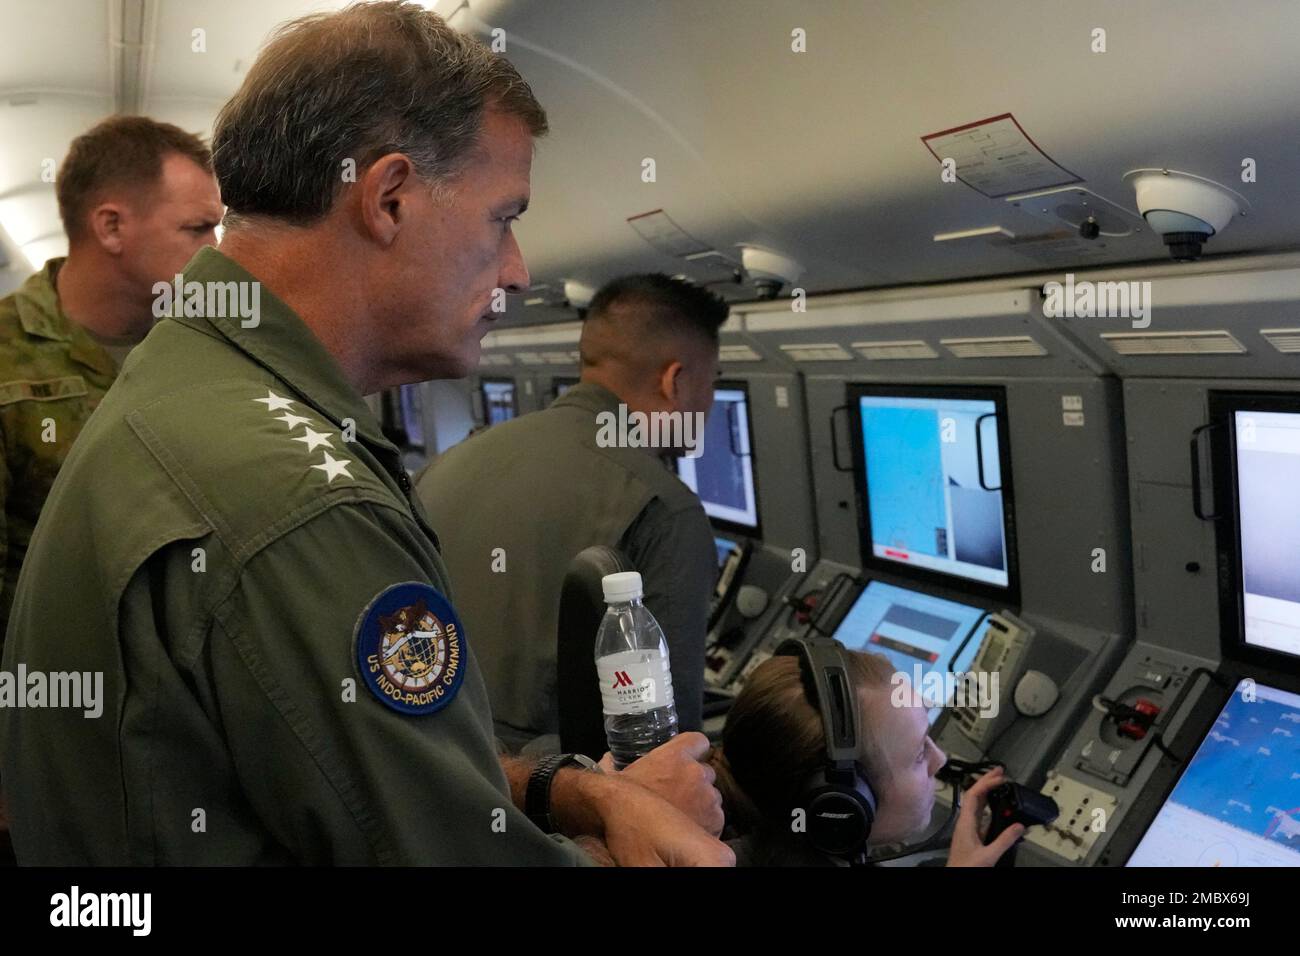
[355,583,465,715]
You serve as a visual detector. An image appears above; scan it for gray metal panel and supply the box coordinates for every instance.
[1130,480,1221,660]
[1121,379,1214,486]
[740,289,1103,381]
[1053,268,1300,378]
[805,375,861,567]
[516,374,541,415]
[721,325,800,375]
[1007,379,1132,634]
[734,371,817,557]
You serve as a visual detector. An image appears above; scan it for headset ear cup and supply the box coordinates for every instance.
[804,780,875,857]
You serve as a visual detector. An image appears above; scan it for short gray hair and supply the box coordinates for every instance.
[212,0,547,226]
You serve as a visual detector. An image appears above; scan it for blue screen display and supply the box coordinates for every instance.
[859,394,1009,588]
[1129,681,1300,867]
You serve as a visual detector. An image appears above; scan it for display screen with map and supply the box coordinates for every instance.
[1128,680,1300,866]
[676,384,760,534]
[848,384,1017,601]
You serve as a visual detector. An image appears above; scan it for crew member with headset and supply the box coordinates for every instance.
[0,0,728,866]
[710,636,1024,866]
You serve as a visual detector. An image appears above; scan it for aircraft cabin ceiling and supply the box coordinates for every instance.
[2,0,1299,318]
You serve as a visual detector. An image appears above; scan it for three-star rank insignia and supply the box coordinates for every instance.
[253,389,354,484]
[355,583,466,715]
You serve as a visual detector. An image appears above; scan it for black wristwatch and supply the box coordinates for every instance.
[525,753,599,834]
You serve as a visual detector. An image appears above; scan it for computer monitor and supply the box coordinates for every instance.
[831,580,987,725]
[552,376,578,400]
[676,382,761,536]
[1209,393,1300,666]
[847,383,1019,603]
[480,378,517,426]
[1127,679,1300,866]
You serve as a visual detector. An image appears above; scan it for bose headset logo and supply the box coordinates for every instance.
[818,812,855,819]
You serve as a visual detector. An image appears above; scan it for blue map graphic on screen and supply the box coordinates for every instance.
[1164,690,1300,847]
[858,394,1008,587]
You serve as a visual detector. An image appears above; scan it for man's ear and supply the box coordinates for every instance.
[87,203,125,255]
[358,153,419,247]
[658,360,684,406]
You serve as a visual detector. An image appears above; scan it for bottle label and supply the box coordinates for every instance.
[596,650,674,715]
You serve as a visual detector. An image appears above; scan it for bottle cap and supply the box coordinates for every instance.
[601,571,643,604]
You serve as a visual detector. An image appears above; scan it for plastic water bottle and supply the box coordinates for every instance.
[595,571,678,769]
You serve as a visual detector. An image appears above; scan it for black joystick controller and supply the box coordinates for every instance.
[985,781,1060,867]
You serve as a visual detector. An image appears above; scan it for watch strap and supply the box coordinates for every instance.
[525,753,595,834]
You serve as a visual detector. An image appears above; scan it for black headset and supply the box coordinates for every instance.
[774,636,878,862]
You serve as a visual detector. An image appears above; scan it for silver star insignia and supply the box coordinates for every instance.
[275,412,312,430]
[292,427,333,452]
[312,451,353,484]
[253,389,296,412]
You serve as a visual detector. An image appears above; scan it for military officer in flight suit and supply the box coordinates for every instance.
[0,0,729,865]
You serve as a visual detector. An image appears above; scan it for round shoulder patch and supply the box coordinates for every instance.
[355,582,466,715]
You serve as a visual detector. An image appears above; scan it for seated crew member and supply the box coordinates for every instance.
[710,647,1024,866]
[0,0,728,866]
[0,115,221,864]
[417,273,725,753]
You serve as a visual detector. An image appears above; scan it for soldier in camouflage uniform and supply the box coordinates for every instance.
[0,115,222,646]
[0,116,222,859]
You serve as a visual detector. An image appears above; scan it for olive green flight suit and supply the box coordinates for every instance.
[0,247,589,865]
